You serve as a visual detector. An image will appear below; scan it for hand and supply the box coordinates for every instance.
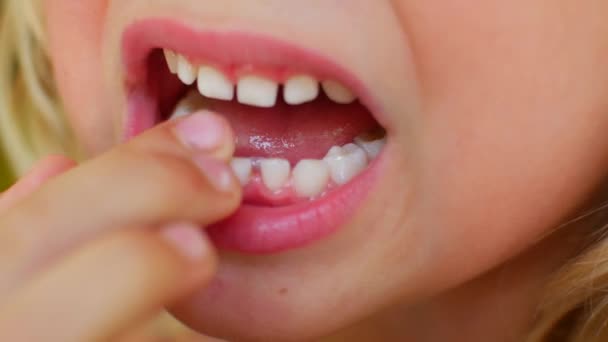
[0,111,241,341]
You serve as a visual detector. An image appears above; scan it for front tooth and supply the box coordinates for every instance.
[323,144,368,185]
[170,90,206,119]
[163,50,178,74]
[354,136,387,159]
[230,158,253,185]
[177,55,197,85]
[322,80,357,104]
[198,65,234,101]
[284,75,319,105]
[292,160,330,197]
[237,76,279,108]
[260,158,291,191]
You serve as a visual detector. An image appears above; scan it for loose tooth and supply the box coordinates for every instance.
[170,90,206,119]
[237,76,279,108]
[292,160,330,197]
[354,136,387,159]
[284,75,319,105]
[230,158,253,185]
[260,158,291,191]
[198,65,234,101]
[164,49,178,74]
[322,80,357,104]
[323,144,368,185]
[177,55,197,85]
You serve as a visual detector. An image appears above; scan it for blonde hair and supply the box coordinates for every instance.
[0,0,76,177]
[522,195,608,342]
[2,1,608,340]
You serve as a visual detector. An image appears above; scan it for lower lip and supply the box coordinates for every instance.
[208,158,382,254]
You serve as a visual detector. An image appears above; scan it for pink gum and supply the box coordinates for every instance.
[175,56,318,85]
[242,171,338,206]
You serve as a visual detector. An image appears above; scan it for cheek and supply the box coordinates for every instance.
[44,0,115,153]
[401,1,608,283]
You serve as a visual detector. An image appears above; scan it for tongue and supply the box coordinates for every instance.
[173,91,379,163]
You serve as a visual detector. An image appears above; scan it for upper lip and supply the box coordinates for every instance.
[120,18,387,139]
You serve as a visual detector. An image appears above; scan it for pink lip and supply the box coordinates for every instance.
[121,18,386,253]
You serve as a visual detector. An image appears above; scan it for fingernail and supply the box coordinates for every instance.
[173,111,228,151]
[160,223,211,261]
[192,155,235,192]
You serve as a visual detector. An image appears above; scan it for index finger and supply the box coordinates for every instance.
[0,111,240,294]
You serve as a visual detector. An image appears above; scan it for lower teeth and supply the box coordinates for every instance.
[230,131,386,199]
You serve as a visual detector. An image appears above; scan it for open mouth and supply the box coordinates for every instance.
[122,19,387,253]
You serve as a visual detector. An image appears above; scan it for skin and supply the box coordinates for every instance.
[0,112,242,340]
[13,0,607,340]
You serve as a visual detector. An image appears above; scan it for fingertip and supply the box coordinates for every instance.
[160,223,214,262]
[172,111,235,161]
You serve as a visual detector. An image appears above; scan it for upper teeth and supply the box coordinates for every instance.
[284,75,320,105]
[237,76,279,108]
[321,80,357,104]
[198,65,234,101]
[176,54,197,85]
[164,50,178,74]
[164,49,358,107]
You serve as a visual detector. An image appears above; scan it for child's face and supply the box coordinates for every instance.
[44,0,608,339]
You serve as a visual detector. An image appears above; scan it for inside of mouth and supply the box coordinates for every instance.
[146,49,386,206]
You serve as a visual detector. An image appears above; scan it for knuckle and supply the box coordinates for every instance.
[109,147,212,213]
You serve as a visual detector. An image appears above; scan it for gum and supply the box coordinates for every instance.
[241,171,339,206]
[169,51,322,85]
